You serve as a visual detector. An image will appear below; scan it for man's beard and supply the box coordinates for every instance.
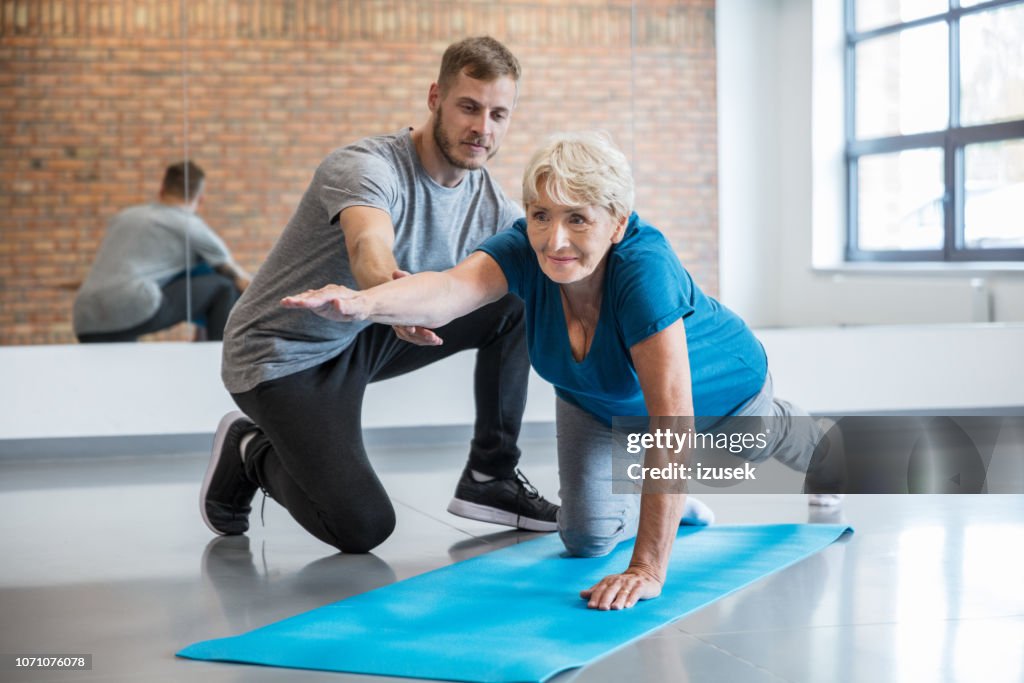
[432,107,498,171]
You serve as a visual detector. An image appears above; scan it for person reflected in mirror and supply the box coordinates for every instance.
[73,161,251,343]
[203,37,558,556]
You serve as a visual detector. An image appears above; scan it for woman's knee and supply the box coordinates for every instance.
[558,506,635,558]
[559,530,619,558]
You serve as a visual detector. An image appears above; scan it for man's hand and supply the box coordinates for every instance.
[280,284,366,322]
[580,565,663,610]
[390,270,443,346]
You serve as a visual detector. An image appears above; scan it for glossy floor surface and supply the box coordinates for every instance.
[1,436,1022,683]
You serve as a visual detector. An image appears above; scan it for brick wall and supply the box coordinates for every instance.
[0,0,718,345]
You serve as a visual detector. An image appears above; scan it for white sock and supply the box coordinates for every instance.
[239,432,256,463]
[470,469,496,483]
[681,496,715,526]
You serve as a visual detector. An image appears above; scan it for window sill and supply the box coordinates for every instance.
[812,261,1024,277]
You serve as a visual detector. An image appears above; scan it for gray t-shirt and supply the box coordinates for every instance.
[221,128,523,393]
[73,203,231,335]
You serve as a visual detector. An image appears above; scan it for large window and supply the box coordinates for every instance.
[846,0,1024,262]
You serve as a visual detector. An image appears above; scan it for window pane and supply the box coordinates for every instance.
[964,139,1024,249]
[855,0,948,32]
[856,23,949,139]
[858,149,945,251]
[960,4,1024,126]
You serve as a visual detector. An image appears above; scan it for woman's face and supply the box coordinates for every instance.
[526,184,627,288]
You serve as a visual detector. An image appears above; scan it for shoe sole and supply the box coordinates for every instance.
[446,498,558,532]
[200,410,248,536]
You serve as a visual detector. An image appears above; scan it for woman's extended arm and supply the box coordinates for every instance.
[281,251,509,333]
[581,318,693,610]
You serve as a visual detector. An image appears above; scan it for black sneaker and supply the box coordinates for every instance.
[201,411,259,536]
[447,468,559,532]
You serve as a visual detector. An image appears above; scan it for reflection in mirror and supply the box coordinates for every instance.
[73,159,252,343]
[1,2,184,343]
[2,1,718,347]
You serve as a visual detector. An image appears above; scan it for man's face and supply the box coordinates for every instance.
[430,70,517,171]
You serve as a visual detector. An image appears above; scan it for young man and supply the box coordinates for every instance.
[73,161,250,342]
[202,36,558,553]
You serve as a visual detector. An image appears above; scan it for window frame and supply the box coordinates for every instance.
[845,0,1024,263]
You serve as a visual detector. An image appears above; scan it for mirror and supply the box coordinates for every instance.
[2,2,196,344]
[3,1,718,346]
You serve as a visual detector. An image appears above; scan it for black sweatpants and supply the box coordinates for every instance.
[231,294,530,553]
[78,273,239,343]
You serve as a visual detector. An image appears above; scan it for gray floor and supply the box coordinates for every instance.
[1,436,1023,683]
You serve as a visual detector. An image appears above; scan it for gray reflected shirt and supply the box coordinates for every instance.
[73,203,231,335]
[221,128,523,394]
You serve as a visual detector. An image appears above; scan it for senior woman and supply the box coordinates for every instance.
[283,132,824,611]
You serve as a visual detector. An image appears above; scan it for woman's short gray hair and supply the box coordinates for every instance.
[522,131,635,221]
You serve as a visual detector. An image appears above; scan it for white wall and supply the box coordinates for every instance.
[716,0,1024,327]
[759,324,1024,414]
[0,344,555,441]
[3,328,1022,441]
[716,0,782,327]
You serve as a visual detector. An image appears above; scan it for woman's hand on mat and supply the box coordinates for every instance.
[281,285,368,322]
[580,566,663,610]
[390,270,443,346]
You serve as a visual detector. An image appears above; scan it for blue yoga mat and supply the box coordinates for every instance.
[179,523,851,682]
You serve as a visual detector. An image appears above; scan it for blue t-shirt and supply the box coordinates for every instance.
[477,213,768,425]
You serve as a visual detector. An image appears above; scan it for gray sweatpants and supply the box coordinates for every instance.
[555,373,821,557]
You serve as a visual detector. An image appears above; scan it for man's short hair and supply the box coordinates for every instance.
[161,161,205,200]
[437,36,521,95]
